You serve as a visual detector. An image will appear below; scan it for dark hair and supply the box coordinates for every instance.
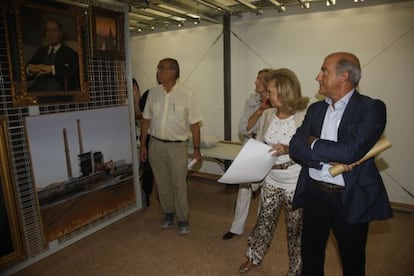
[132,78,139,90]
[160,58,180,79]
[43,18,63,32]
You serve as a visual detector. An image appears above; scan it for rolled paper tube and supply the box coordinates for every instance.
[329,138,391,177]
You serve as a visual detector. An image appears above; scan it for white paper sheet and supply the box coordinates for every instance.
[218,139,277,184]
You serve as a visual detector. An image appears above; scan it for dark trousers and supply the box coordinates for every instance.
[141,137,154,206]
[301,181,369,276]
[141,159,153,198]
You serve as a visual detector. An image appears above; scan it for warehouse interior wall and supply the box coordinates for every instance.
[130,1,414,205]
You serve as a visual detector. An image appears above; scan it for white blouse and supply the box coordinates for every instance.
[263,114,301,191]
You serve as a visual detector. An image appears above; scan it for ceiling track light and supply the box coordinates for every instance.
[298,0,310,9]
[326,0,336,6]
[195,0,222,12]
[268,0,286,12]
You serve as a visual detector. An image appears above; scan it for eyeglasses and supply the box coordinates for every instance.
[156,66,175,71]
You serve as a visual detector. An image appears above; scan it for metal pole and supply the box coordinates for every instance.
[223,13,231,141]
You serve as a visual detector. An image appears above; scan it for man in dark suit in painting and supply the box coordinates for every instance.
[26,18,80,92]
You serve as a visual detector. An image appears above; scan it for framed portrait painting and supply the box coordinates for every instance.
[0,117,25,268]
[4,0,89,106]
[90,6,125,59]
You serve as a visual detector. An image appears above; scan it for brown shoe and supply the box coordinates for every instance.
[239,259,257,273]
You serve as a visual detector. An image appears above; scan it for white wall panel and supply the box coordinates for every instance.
[130,1,414,204]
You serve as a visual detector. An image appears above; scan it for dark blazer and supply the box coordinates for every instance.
[26,43,80,91]
[290,90,393,223]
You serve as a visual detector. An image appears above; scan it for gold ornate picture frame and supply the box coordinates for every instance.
[0,117,25,268]
[4,0,89,106]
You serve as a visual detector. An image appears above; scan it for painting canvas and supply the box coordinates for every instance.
[90,6,125,59]
[25,106,136,242]
[4,1,89,106]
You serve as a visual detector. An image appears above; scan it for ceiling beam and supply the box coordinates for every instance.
[155,0,222,24]
[195,0,234,13]
[128,12,167,27]
[234,0,258,10]
[267,0,286,12]
[142,4,196,23]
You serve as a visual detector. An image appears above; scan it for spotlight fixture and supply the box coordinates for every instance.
[298,0,310,9]
[326,0,336,6]
[268,0,286,12]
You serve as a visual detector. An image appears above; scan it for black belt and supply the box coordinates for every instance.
[313,180,345,193]
[271,160,296,170]
[152,136,184,143]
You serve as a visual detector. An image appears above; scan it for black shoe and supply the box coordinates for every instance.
[222,231,237,240]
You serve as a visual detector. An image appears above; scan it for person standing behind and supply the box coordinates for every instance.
[239,68,308,275]
[140,58,202,234]
[222,69,270,240]
[132,78,153,207]
[290,52,393,276]
[139,88,154,207]
[132,78,142,121]
[26,18,80,92]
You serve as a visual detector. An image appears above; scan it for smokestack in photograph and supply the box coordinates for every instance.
[77,118,84,154]
[63,128,73,178]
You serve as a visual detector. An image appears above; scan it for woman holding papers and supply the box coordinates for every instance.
[239,68,308,275]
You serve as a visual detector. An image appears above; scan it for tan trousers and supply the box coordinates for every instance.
[148,138,189,222]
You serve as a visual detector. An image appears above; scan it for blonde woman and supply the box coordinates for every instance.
[239,68,308,275]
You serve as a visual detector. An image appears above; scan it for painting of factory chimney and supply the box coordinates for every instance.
[25,106,137,242]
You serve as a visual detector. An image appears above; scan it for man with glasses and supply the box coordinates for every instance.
[140,58,202,234]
